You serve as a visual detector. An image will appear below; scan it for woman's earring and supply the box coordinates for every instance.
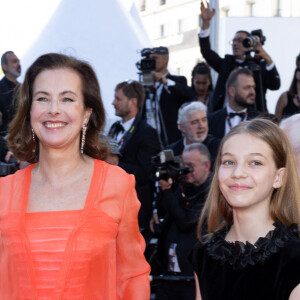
[32,129,36,152]
[81,124,87,154]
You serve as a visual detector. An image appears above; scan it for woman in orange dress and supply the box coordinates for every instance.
[0,53,150,299]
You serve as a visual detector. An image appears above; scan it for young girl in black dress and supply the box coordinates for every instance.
[192,118,300,300]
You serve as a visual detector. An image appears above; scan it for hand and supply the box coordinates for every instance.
[200,0,215,29]
[253,42,273,66]
[149,213,160,233]
[152,72,167,85]
[158,178,173,191]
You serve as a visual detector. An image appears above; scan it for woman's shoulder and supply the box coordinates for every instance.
[94,159,135,194]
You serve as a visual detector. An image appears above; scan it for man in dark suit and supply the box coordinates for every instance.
[150,101,219,239]
[109,80,160,231]
[166,101,220,168]
[143,46,193,147]
[155,143,211,300]
[199,1,280,112]
[208,68,260,139]
[0,51,21,161]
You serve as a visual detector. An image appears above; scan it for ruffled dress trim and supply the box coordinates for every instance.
[206,221,299,270]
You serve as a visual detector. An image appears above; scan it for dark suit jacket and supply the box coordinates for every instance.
[208,107,260,139]
[143,74,193,147]
[109,117,161,229]
[199,36,281,112]
[157,178,210,276]
[0,77,18,136]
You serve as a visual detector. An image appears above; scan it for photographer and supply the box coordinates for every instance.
[154,143,211,300]
[199,1,280,112]
[140,46,193,147]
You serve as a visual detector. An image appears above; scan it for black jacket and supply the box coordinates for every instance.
[142,74,193,146]
[0,76,18,136]
[157,178,210,276]
[208,107,260,139]
[109,116,160,229]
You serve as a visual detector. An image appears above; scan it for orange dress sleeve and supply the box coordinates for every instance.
[116,174,151,300]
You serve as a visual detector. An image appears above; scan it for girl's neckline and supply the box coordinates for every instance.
[205,221,299,270]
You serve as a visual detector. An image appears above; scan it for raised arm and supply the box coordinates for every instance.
[200,0,215,30]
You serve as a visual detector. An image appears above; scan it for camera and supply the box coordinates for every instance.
[152,149,193,181]
[136,48,156,86]
[136,48,156,72]
[242,29,266,48]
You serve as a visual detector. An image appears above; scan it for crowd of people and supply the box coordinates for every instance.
[0,1,300,299]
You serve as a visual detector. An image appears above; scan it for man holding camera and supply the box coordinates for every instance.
[199,1,280,112]
[142,46,193,147]
[154,143,211,300]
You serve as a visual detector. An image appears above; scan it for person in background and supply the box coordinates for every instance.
[155,143,211,300]
[208,68,260,139]
[280,114,300,185]
[199,1,280,112]
[191,62,214,113]
[0,51,21,162]
[192,118,300,300]
[143,46,193,147]
[109,80,160,232]
[167,101,220,167]
[275,65,300,121]
[1,53,150,299]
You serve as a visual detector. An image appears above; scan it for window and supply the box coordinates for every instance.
[140,0,146,11]
[178,19,182,33]
[160,24,165,37]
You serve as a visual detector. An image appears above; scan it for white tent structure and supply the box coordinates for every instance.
[21,0,151,128]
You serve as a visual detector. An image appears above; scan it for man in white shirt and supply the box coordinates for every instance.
[142,47,193,147]
[109,80,160,231]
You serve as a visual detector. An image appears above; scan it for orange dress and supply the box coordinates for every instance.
[0,159,150,299]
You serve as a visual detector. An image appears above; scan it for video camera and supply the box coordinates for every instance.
[242,29,266,49]
[152,149,193,181]
[136,48,156,86]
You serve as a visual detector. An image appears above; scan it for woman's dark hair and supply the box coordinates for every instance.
[191,62,213,93]
[7,53,107,162]
[288,66,300,97]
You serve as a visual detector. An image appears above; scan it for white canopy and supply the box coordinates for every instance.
[20,0,151,128]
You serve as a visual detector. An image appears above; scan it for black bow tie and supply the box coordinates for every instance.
[113,122,125,136]
[228,112,246,119]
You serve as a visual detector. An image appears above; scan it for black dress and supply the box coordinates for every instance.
[192,222,300,300]
[282,93,300,119]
